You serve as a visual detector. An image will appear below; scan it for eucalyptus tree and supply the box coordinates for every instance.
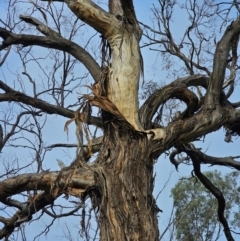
[171,171,240,241]
[0,0,240,241]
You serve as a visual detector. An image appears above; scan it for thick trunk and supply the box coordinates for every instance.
[96,125,159,241]
[93,10,159,239]
[66,2,158,238]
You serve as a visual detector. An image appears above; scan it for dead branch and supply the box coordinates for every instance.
[0,192,56,239]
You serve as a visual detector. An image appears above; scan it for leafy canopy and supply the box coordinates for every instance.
[171,171,240,241]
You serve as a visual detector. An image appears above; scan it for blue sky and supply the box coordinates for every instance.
[0,0,240,240]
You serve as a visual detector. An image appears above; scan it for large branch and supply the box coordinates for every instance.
[205,17,240,107]
[0,24,101,82]
[151,105,240,154]
[0,166,95,239]
[0,80,102,128]
[0,169,94,199]
[62,0,120,37]
[140,75,209,129]
[0,168,95,239]
[0,163,95,239]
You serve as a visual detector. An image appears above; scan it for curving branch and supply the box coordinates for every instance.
[0,21,101,82]
[231,101,240,108]
[43,203,83,218]
[139,75,209,129]
[169,147,190,171]
[0,80,102,128]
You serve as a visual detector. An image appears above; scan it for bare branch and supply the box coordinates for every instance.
[0,80,102,128]
[142,1,213,76]
[170,144,240,171]
[184,146,235,241]
[47,136,103,154]
[0,169,94,199]
[43,203,83,218]
[0,192,56,239]
[0,110,42,153]
[0,46,11,67]
[0,25,101,82]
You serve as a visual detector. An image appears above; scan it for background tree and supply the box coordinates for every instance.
[171,171,240,241]
[0,0,240,240]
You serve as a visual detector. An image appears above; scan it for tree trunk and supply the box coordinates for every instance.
[96,124,159,241]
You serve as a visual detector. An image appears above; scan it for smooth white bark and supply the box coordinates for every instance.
[107,30,143,130]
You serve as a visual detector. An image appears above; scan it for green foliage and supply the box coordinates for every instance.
[171,170,240,241]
